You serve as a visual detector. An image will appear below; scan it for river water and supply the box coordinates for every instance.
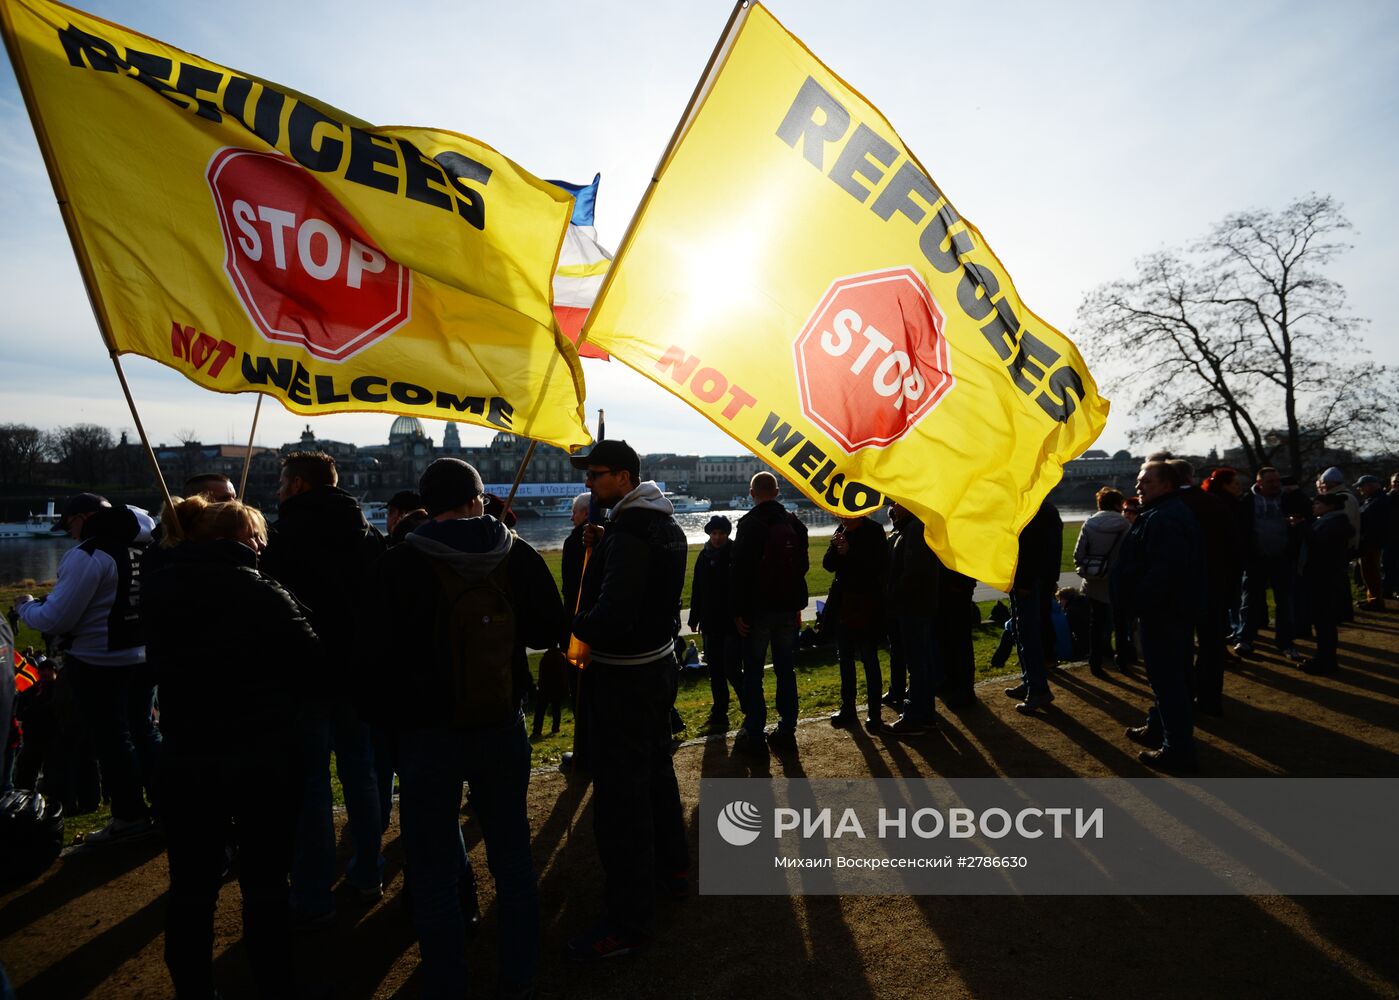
[1,506,1092,585]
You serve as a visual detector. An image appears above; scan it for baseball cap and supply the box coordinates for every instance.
[1319,467,1345,486]
[53,492,110,533]
[568,439,641,479]
[417,459,485,517]
[1353,474,1382,489]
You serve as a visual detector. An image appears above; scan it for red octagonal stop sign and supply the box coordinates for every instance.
[793,267,954,452]
[207,147,411,362]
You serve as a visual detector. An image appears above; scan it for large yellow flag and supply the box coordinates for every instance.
[583,3,1109,588]
[0,0,590,450]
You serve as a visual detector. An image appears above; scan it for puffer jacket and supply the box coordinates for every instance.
[1073,510,1130,603]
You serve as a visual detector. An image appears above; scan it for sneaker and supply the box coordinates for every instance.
[349,880,383,905]
[1301,658,1337,676]
[83,816,154,846]
[732,728,768,757]
[567,923,646,963]
[888,715,929,736]
[1014,691,1055,714]
[1137,747,1197,773]
[291,908,337,933]
[1003,683,1028,700]
[829,709,858,729]
[1125,724,1161,747]
[766,728,798,751]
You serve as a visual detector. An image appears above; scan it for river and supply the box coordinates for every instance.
[1,505,1092,585]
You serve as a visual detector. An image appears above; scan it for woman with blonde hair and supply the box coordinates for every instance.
[141,495,320,999]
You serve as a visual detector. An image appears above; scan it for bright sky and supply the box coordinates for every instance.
[2,0,1396,459]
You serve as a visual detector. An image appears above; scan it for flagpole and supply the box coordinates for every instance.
[0,7,174,515]
[573,0,751,356]
[500,440,538,518]
[237,394,264,500]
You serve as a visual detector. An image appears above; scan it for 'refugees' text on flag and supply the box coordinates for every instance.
[582,3,1109,588]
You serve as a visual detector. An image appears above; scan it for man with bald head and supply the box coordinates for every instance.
[731,472,809,754]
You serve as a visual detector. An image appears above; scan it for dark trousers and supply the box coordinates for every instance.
[1241,554,1295,647]
[702,627,743,715]
[1011,585,1051,696]
[1113,606,1138,667]
[67,657,160,821]
[836,623,882,721]
[531,698,562,737]
[886,624,906,701]
[162,743,299,999]
[587,659,688,937]
[1314,615,1339,668]
[1087,599,1114,670]
[1191,606,1228,708]
[936,596,975,701]
[1140,616,1195,755]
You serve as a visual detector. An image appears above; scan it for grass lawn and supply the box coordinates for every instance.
[1,524,1063,839]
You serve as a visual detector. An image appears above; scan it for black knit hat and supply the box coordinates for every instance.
[418,459,485,517]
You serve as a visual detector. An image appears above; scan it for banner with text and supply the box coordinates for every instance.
[583,4,1109,587]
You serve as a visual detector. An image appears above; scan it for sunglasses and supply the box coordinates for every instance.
[584,468,618,482]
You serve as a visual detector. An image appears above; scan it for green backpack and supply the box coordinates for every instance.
[427,552,517,730]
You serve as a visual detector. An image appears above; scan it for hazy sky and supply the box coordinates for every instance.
[2,0,1396,460]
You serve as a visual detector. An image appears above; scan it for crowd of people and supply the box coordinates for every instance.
[2,442,1396,998]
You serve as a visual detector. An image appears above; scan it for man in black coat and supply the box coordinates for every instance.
[565,440,689,962]
[260,451,386,924]
[886,503,940,734]
[1111,460,1204,772]
[689,515,742,730]
[731,473,809,753]
[1168,458,1247,715]
[822,515,889,731]
[1005,500,1061,714]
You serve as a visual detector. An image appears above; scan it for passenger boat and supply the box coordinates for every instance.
[0,501,63,540]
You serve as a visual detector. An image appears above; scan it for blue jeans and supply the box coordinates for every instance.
[1012,585,1051,696]
[292,703,384,916]
[894,614,938,723]
[397,716,538,999]
[741,611,799,736]
[1140,616,1195,755]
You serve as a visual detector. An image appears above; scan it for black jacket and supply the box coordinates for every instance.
[731,500,809,617]
[688,540,735,633]
[1177,486,1242,606]
[1110,492,1205,622]
[572,483,688,666]
[261,485,384,666]
[370,516,563,730]
[822,517,889,627]
[142,539,320,755]
[886,513,939,617]
[561,522,586,645]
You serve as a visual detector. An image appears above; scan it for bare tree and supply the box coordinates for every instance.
[1078,195,1396,474]
[0,424,47,486]
[47,424,115,487]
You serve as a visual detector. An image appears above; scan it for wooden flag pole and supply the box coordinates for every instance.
[1,6,173,515]
[500,440,538,520]
[572,0,751,357]
[237,395,264,500]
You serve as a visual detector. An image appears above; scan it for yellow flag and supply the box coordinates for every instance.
[583,3,1109,588]
[0,0,590,450]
